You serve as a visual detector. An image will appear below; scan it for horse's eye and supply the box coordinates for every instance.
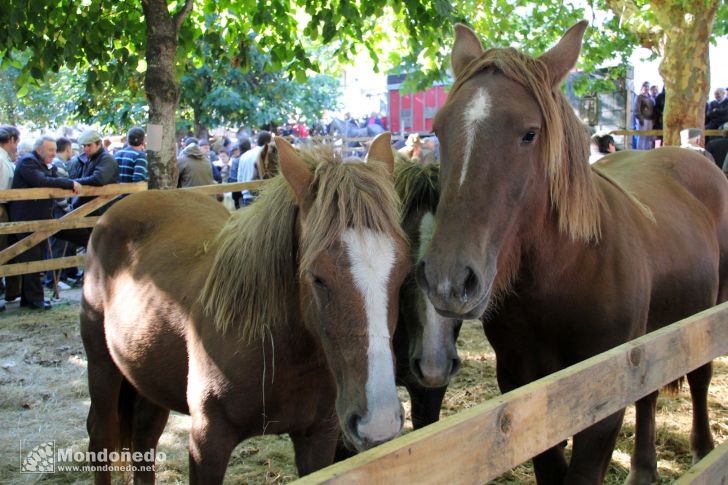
[310,274,328,291]
[521,131,537,144]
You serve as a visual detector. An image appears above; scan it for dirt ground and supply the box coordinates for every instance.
[0,290,726,484]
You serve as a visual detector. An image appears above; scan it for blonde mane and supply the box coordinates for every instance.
[300,150,405,272]
[394,159,440,222]
[200,145,404,343]
[449,47,601,242]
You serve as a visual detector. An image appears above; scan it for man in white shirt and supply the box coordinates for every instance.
[236,130,271,207]
[0,126,21,308]
[0,126,19,190]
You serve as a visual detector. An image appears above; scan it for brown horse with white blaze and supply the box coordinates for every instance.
[417,21,728,484]
[81,133,410,484]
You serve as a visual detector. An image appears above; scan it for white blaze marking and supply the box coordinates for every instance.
[460,87,492,187]
[343,228,400,441]
[419,212,446,374]
[419,211,454,299]
[422,298,445,360]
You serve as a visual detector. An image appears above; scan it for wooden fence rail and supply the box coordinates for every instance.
[610,129,727,138]
[294,302,728,484]
[0,180,265,278]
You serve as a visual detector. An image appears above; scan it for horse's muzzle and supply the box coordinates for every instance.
[416,258,488,318]
[343,403,404,451]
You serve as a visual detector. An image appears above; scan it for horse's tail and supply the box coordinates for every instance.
[117,379,136,453]
[662,376,685,396]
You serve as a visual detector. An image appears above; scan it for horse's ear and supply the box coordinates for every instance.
[538,20,588,88]
[366,132,394,176]
[452,24,484,79]
[276,137,313,212]
[260,143,270,163]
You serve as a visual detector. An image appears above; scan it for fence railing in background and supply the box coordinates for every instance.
[609,129,727,138]
[0,180,266,278]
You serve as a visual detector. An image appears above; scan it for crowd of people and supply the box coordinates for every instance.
[3,91,725,310]
[0,124,292,311]
[585,81,728,169]
[633,82,665,150]
[631,82,728,153]
[0,126,140,310]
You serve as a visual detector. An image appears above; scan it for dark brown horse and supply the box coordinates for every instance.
[417,21,728,484]
[81,134,411,484]
[393,159,463,428]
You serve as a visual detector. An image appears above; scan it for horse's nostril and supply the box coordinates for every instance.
[411,358,425,381]
[347,413,361,437]
[462,266,479,300]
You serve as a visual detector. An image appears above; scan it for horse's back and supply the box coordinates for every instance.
[88,190,228,278]
[597,147,728,243]
[82,190,230,412]
[596,147,728,318]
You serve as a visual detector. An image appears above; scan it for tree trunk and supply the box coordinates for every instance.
[141,0,193,189]
[193,108,209,142]
[654,2,719,146]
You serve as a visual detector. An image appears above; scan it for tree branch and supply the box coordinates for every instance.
[605,0,663,52]
[173,0,194,33]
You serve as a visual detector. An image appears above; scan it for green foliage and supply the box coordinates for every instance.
[0,62,147,132]
[713,1,728,36]
[178,33,340,132]
[0,64,78,129]
[4,0,725,131]
[386,1,640,95]
[0,1,146,88]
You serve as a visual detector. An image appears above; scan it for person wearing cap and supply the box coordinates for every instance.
[115,127,148,183]
[69,128,118,213]
[9,135,82,310]
[198,139,221,181]
[200,138,219,163]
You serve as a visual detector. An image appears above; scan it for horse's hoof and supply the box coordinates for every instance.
[624,468,657,485]
[692,446,714,465]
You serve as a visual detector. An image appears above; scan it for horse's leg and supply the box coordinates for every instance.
[81,303,126,485]
[188,412,239,485]
[85,366,125,485]
[532,445,568,485]
[687,362,715,462]
[564,410,625,485]
[407,383,447,429]
[333,435,356,462]
[493,358,568,485]
[625,391,658,485]
[290,425,339,476]
[131,397,170,485]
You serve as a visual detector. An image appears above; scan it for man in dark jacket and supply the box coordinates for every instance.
[9,135,81,310]
[706,88,728,130]
[69,128,118,211]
